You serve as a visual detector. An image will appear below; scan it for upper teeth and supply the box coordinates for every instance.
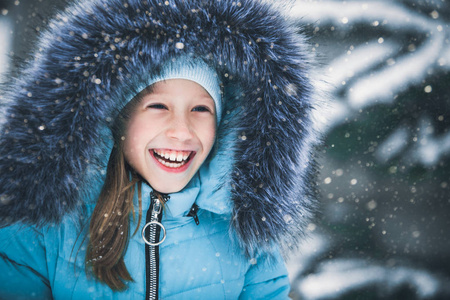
[154,149,191,162]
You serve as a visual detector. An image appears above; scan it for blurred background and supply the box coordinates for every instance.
[0,0,449,299]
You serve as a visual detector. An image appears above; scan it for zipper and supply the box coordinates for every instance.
[142,192,169,300]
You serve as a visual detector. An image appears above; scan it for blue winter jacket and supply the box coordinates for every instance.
[0,176,290,299]
[0,0,319,298]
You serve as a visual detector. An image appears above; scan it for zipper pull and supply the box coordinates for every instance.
[187,203,200,225]
[142,192,167,246]
[152,197,162,219]
[149,191,169,219]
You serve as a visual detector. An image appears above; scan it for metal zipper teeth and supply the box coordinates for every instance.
[148,213,158,299]
[145,192,167,300]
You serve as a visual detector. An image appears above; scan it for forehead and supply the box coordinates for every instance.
[150,79,213,100]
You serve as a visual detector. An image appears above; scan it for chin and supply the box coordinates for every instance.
[150,182,186,194]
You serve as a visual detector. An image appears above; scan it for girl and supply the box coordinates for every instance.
[0,0,319,299]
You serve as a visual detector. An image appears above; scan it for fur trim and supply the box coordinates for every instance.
[0,0,319,255]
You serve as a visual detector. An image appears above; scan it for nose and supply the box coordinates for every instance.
[166,115,194,141]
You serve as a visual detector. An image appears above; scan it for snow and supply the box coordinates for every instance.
[288,1,450,299]
[292,0,450,166]
[326,42,396,90]
[296,259,443,300]
[1,0,450,299]
[411,117,450,167]
[0,17,11,76]
[293,0,447,109]
[374,126,409,163]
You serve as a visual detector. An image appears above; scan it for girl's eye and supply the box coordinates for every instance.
[192,106,212,113]
[148,103,167,110]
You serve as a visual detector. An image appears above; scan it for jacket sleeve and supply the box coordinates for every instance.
[239,249,291,299]
[0,224,52,300]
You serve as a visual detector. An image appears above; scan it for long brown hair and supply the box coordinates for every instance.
[85,87,152,290]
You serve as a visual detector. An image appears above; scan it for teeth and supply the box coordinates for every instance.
[170,153,176,161]
[153,149,192,164]
[155,156,187,168]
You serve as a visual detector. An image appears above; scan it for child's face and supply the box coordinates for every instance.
[123,79,216,193]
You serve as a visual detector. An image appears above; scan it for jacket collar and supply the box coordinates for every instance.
[141,151,234,220]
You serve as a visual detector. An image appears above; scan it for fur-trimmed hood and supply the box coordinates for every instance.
[0,0,318,255]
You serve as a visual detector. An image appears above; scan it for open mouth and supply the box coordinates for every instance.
[151,149,194,169]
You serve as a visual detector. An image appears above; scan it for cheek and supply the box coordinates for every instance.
[125,121,149,146]
[123,139,138,166]
[201,121,217,153]
[123,124,145,161]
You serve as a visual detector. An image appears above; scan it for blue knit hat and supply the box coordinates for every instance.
[145,57,222,124]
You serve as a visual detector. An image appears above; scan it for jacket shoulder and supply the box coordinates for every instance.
[0,224,52,298]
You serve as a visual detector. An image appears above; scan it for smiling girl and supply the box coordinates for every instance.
[0,0,319,299]
[124,79,217,194]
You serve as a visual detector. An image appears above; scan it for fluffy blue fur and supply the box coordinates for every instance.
[0,0,318,256]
